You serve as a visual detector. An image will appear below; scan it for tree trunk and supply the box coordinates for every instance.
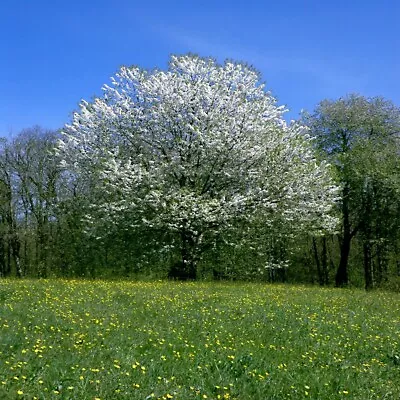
[336,183,351,287]
[36,220,47,278]
[312,237,323,285]
[321,236,329,285]
[11,233,22,278]
[180,229,197,280]
[336,236,350,287]
[6,236,11,276]
[360,178,375,290]
[169,227,198,280]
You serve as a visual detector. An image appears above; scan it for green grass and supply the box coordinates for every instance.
[0,280,399,399]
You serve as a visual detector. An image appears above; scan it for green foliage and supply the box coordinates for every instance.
[0,91,399,289]
[303,94,400,288]
[1,280,400,399]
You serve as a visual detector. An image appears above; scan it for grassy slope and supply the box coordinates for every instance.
[0,280,399,399]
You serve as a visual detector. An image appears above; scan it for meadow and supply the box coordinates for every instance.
[0,280,399,399]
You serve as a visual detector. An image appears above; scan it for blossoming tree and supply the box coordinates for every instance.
[58,55,338,278]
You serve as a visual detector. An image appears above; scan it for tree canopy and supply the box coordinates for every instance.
[58,54,339,278]
[304,94,400,288]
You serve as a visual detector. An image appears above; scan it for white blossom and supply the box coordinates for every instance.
[58,55,339,270]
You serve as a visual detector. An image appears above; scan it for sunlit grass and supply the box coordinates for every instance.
[0,280,399,399]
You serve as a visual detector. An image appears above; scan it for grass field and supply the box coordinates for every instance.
[0,280,399,399]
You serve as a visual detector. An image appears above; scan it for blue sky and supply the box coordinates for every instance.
[1,0,399,136]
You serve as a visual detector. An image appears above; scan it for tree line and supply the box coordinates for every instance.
[1,55,399,289]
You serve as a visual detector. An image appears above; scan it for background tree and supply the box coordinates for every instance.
[304,94,400,288]
[8,127,62,276]
[351,136,400,288]
[58,54,339,279]
[0,127,71,277]
[0,138,22,277]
